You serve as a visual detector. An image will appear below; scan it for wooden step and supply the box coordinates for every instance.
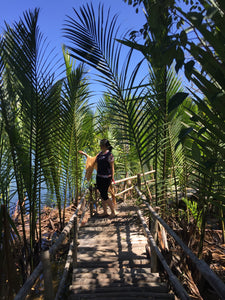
[79,224,142,231]
[76,259,151,268]
[81,218,140,227]
[78,252,147,260]
[78,239,147,247]
[78,237,147,245]
[78,229,145,236]
[73,267,154,275]
[77,243,147,250]
[73,271,162,283]
[69,290,174,300]
[78,236,148,247]
[70,282,168,293]
[73,272,159,281]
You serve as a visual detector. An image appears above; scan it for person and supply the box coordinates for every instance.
[78,139,116,218]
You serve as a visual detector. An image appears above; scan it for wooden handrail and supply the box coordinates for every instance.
[141,179,155,185]
[114,170,155,184]
[137,208,190,300]
[115,185,134,197]
[135,186,225,300]
[14,188,89,300]
[55,200,89,300]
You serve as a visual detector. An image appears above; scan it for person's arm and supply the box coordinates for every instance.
[78,150,88,158]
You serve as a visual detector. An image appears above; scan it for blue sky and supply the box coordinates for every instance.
[1,0,193,105]
[1,0,147,103]
[1,0,146,41]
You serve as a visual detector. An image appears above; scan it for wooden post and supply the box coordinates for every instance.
[137,173,141,190]
[123,172,128,202]
[150,207,160,273]
[41,250,54,300]
[73,217,78,269]
[89,185,93,217]
[159,223,169,251]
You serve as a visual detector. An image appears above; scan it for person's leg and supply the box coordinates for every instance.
[106,198,116,217]
[96,176,109,216]
[104,178,116,217]
[101,200,108,216]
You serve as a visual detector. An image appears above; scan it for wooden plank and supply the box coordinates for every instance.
[41,250,54,300]
[55,243,73,300]
[70,283,168,293]
[150,207,160,273]
[114,170,155,185]
[73,217,78,268]
[114,175,138,184]
[115,186,134,197]
[14,262,43,300]
[69,291,174,300]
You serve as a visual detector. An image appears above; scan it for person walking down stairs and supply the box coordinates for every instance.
[78,139,116,218]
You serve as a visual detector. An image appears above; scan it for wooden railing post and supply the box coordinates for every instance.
[137,173,141,190]
[150,207,160,273]
[123,172,128,202]
[73,216,78,269]
[41,250,54,300]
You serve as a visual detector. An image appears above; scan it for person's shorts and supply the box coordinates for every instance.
[96,176,111,200]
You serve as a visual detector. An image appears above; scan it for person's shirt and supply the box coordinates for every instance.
[97,150,114,178]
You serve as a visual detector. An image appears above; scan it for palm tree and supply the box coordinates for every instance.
[0,119,14,208]
[1,8,63,271]
[60,48,92,217]
[169,0,225,248]
[96,95,141,179]
[63,2,188,212]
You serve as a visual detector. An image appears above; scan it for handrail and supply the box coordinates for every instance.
[137,208,190,300]
[49,188,88,256]
[115,185,134,197]
[114,170,155,184]
[14,188,89,300]
[135,186,225,300]
[55,199,89,300]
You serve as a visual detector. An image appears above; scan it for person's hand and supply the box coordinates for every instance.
[78,150,88,157]
[112,178,115,184]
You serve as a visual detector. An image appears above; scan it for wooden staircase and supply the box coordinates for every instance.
[68,201,175,299]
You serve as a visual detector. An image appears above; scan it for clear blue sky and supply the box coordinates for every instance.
[0,0,146,42]
[1,0,147,104]
[1,0,192,104]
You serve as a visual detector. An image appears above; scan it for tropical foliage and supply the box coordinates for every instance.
[60,48,92,219]
[1,0,225,297]
[0,8,93,292]
[63,0,225,242]
[178,0,225,246]
[63,1,191,213]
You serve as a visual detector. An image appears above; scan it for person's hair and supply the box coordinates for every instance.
[100,139,113,152]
